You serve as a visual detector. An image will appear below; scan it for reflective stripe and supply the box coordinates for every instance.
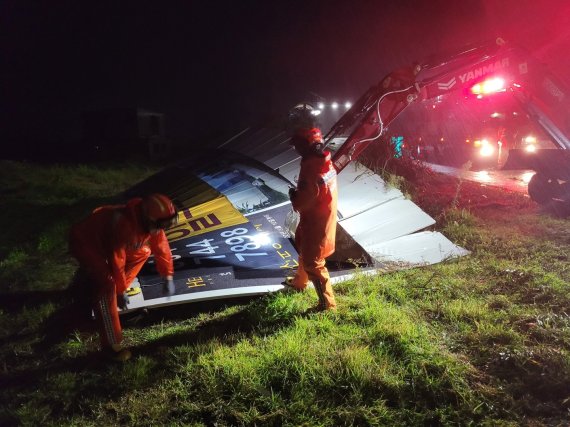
[321,168,337,185]
[98,297,118,346]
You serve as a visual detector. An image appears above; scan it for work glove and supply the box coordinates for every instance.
[117,292,130,310]
[163,278,175,296]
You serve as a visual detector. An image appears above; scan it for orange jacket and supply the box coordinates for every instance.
[69,198,173,295]
[291,151,338,259]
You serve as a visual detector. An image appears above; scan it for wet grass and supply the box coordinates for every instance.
[1,160,569,426]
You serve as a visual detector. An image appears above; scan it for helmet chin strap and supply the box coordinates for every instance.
[295,142,325,158]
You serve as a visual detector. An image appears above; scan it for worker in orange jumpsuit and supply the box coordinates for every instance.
[69,193,177,361]
[286,127,338,311]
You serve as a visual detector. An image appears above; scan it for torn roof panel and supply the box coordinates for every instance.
[118,125,469,312]
[338,199,435,246]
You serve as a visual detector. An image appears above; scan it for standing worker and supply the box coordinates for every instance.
[286,127,338,311]
[69,193,178,361]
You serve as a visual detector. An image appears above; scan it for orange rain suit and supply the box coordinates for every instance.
[290,150,338,310]
[69,198,173,349]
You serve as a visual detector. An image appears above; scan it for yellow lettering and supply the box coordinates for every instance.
[188,213,221,231]
[280,259,299,269]
[186,277,206,288]
[277,250,292,259]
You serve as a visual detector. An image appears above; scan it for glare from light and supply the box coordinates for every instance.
[490,112,502,118]
[310,109,322,116]
[331,102,339,109]
[524,135,537,144]
[471,77,506,95]
[521,172,535,184]
[250,232,271,246]
[318,102,325,109]
[485,77,506,92]
[480,143,495,157]
[475,170,492,182]
[344,101,352,109]
[525,144,537,153]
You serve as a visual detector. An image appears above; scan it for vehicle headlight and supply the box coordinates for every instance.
[479,144,495,157]
[525,144,537,153]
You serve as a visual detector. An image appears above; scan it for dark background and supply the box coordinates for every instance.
[2,0,569,159]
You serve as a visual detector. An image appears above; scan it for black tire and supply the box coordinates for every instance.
[527,173,561,205]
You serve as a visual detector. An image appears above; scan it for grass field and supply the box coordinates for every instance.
[0,158,569,426]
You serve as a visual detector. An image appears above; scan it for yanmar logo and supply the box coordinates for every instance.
[437,78,457,91]
[458,58,510,84]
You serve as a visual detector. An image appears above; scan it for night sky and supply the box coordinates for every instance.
[2,0,569,154]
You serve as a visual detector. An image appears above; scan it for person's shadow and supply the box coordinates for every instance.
[0,270,96,349]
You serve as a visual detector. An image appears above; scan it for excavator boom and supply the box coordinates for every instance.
[326,38,570,203]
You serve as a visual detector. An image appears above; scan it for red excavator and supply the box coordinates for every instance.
[324,38,570,205]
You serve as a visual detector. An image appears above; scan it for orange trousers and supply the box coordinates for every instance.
[91,251,148,349]
[70,238,149,349]
[291,254,337,310]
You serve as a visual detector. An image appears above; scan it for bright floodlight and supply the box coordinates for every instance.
[470,77,506,95]
[344,101,352,109]
[331,102,339,109]
[318,102,325,109]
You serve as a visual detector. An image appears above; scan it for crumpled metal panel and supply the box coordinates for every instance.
[363,231,470,268]
[336,162,405,219]
[338,199,435,247]
[262,148,299,170]
[221,127,469,268]
[275,158,302,184]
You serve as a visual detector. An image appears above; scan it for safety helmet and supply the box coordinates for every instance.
[141,193,177,229]
[287,103,319,130]
[291,127,323,145]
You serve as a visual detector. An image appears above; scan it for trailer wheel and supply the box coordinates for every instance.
[528,173,561,204]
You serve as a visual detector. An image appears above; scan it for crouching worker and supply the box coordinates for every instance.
[69,193,178,361]
[286,127,338,311]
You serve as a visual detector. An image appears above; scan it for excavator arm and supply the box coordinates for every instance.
[327,38,570,188]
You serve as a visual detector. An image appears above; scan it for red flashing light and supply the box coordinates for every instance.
[470,77,506,96]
